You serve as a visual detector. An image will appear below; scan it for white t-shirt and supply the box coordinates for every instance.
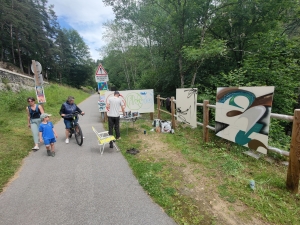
[107,96,124,117]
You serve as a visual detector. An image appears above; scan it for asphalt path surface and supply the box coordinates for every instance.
[0,94,176,225]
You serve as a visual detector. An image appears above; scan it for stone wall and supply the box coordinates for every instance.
[0,67,43,92]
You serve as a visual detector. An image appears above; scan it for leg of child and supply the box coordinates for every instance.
[50,143,55,153]
[46,145,51,156]
[50,143,55,157]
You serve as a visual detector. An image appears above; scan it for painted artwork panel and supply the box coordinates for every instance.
[98,90,106,112]
[35,86,46,103]
[104,90,154,113]
[215,86,275,154]
[176,88,198,128]
[98,82,108,91]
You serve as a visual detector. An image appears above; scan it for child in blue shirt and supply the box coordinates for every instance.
[39,113,58,157]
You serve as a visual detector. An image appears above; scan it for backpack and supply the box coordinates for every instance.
[152,119,161,128]
[28,104,40,118]
[161,121,172,133]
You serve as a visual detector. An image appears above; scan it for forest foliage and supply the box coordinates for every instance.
[101,0,300,117]
[1,0,300,138]
[0,0,96,88]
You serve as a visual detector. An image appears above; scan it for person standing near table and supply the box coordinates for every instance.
[106,91,125,146]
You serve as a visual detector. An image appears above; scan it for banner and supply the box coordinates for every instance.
[98,90,107,112]
[105,89,154,113]
[175,88,198,128]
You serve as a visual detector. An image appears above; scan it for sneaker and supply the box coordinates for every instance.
[109,141,113,148]
[65,139,69,144]
[32,146,39,151]
[116,137,121,140]
[51,152,55,157]
[47,150,51,156]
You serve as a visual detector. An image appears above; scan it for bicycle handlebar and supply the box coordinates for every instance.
[63,111,84,118]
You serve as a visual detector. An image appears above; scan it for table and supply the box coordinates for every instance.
[120,115,140,135]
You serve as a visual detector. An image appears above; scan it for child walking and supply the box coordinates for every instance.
[39,113,58,157]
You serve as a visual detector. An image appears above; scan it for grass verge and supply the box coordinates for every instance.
[0,84,90,192]
[112,112,300,225]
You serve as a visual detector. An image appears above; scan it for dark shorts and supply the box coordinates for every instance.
[64,118,78,129]
[44,138,56,146]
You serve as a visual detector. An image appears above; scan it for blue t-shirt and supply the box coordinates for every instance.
[39,122,55,139]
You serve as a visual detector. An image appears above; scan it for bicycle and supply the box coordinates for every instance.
[66,111,84,146]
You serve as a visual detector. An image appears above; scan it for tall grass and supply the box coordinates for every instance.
[0,84,90,192]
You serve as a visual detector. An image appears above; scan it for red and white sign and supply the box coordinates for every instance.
[95,64,109,82]
[95,64,108,76]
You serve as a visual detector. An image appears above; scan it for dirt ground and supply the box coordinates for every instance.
[132,130,270,225]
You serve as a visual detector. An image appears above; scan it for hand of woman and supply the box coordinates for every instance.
[28,123,31,128]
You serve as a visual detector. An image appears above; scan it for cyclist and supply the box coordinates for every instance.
[59,96,85,144]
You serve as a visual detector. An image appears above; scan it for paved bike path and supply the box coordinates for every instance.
[0,94,176,225]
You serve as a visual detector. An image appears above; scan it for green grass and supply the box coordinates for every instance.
[111,108,300,225]
[0,84,90,191]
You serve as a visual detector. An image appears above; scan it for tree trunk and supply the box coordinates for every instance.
[179,54,184,88]
[17,33,24,73]
[10,0,16,64]
[10,25,16,65]
[191,63,201,87]
[0,23,3,61]
[28,62,31,76]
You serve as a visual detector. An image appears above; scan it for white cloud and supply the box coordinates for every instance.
[47,0,115,60]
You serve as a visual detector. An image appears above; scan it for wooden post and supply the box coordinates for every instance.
[203,100,209,142]
[32,60,40,86]
[157,95,161,119]
[286,109,300,194]
[150,112,154,120]
[32,60,44,109]
[171,96,176,130]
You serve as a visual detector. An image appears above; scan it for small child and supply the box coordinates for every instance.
[39,113,58,157]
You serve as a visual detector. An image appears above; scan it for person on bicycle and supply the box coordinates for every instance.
[59,96,85,144]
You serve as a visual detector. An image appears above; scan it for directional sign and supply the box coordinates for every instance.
[95,64,108,76]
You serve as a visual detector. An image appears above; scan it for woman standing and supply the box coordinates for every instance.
[26,97,44,151]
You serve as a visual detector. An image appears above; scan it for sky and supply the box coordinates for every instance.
[47,0,115,61]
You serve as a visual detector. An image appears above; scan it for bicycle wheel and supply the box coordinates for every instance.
[74,124,83,146]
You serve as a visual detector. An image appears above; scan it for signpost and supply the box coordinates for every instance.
[95,64,109,120]
[95,64,108,82]
[31,60,46,104]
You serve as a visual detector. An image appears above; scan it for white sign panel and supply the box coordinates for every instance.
[95,75,109,82]
[105,89,154,113]
[31,61,42,74]
[176,88,198,128]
